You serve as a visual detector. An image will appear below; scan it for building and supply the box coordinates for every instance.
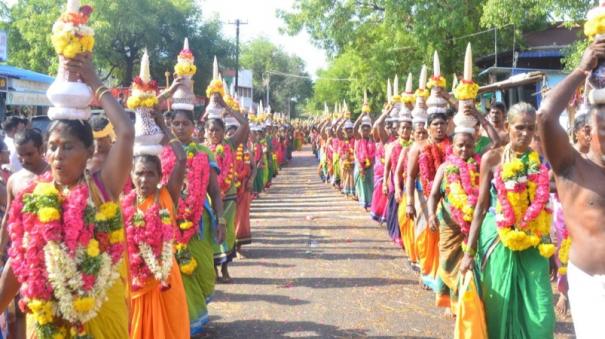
[476,24,581,109]
[223,69,254,111]
[0,65,54,119]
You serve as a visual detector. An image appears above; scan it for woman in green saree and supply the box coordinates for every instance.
[460,102,555,339]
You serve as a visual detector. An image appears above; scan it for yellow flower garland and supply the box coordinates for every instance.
[585,12,605,39]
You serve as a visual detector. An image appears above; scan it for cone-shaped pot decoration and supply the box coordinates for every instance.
[451,74,459,93]
[453,43,480,134]
[585,1,605,104]
[426,51,448,115]
[343,100,353,129]
[128,49,163,156]
[47,0,95,120]
[205,56,226,120]
[390,75,402,121]
[172,37,196,111]
[412,65,429,124]
[400,73,414,122]
[362,90,371,114]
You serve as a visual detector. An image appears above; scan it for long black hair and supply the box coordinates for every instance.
[48,120,94,148]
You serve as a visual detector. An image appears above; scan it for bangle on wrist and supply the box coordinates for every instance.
[462,243,476,256]
[95,86,108,99]
[97,89,111,101]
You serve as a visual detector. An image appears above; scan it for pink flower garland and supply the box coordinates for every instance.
[8,177,124,310]
[161,144,210,245]
[122,190,175,289]
[418,139,451,197]
[443,154,480,235]
[494,163,550,229]
[355,138,376,169]
[209,143,235,194]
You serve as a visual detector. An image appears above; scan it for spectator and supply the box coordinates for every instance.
[1,116,27,172]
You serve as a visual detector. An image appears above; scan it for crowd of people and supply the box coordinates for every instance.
[311,39,605,338]
[0,45,308,337]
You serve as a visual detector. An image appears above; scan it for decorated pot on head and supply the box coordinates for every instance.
[389,75,403,122]
[47,0,95,120]
[172,38,197,111]
[585,1,605,104]
[361,90,373,127]
[426,51,448,115]
[127,49,163,156]
[205,56,226,120]
[343,101,353,129]
[453,43,480,134]
[399,73,414,123]
[412,65,430,125]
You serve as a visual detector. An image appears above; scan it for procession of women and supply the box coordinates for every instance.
[0,0,604,338]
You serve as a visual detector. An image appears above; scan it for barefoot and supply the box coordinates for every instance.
[236,250,246,260]
[443,308,455,319]
[418,278,431,290]
[556,294,569,317]
[221,265,233,284]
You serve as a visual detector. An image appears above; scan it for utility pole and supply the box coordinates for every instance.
[228,19,248,92]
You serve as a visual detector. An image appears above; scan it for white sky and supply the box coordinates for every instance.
[198,0,327,77]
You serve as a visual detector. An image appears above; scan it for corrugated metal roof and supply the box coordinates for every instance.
[0,65,54,84]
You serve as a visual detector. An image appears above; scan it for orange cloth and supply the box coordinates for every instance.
[398,196,418,263]
[128,187,190,339]
[416,227,439,278]
[454,271,488,339]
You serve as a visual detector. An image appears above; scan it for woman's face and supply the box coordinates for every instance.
[399,121,412,139]
[171,113,195,143]
[452,133,475,160]
[47,126,92,186]
[428,118,447,141]
[575,124,591,148]
[389,122,399,137]
[507,112,536,152]
[206,121,225,145]
[413,123,428,142]
[132,159,160,198]
[360,125,371,139]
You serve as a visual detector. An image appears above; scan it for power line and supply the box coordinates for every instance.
[265,70,353,81]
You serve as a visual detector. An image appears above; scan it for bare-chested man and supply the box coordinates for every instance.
[487,102,509,144]
[0,128,48,339]
[537,38,605,338]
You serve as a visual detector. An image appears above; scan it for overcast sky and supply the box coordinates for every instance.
[198,0,327,77]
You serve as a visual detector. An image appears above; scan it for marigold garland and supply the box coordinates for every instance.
[454,80,480,101]
[427,75,446,89]
[494,150,554,256]
[209,142,235,194]
[8,177,124,338]
[443,154,480,242]
[355,138,376,171]
[585,12,605,39]
[161,143,210,275]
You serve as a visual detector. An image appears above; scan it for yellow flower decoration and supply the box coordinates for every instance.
[180,258,198,275]
[206,79,225,98]
[33,182,59,197]
[95,202,119,222]
[175,243,187,251]
[538,243,556,258]
[414,88,429,98]
[86,239,100,257]
[28,299,54,325]
[38,207,61,223]
[401,93,415,104]
[108,229,125,244]
[454,82,480,101]
[179,221,193,230]
[427,76,446,89]
[558,267,568,275]
[585,12,605,39]
[72,296,95,314]
[174,62,197,77]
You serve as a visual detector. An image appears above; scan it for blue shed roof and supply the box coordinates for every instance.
[0,65,54,84]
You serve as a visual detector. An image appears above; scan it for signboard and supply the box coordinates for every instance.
[0,77,7,92]
[0,31,6,62]
[6,92,51,107]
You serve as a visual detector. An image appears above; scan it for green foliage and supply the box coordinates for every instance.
[2,0,234,92]
[239,37,313,117]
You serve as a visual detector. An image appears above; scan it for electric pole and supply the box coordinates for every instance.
[228,19,248,92]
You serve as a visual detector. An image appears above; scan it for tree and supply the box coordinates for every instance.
[1,0,235,92]
[239,37,313,116]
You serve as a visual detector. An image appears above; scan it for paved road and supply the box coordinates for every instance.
[205,147,575,338]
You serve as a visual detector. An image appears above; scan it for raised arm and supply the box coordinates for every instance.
[459,150,499,273]
[221,98,250,147]
[155,112,186,203]
[352,113,364,139]
[0,261,20,312]
[427,164,445,232]
[405,145,421,218]
[372,107,390,143]
[538,39,605,173]
[68,53,135,199]
[471,106,501,148]
[382,143,393,195]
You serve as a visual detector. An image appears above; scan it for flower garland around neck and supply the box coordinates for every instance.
[209,142,235,194]
[443,154,480,244]
[418,138,451,197]
[234,143,246,188]
[161,143,210,275]
[356,138,376,170]
[558,230,571,275]
[8,176,124,338]
[398,137,413,148]
[122,190,175,290]
[494,149,554,257]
